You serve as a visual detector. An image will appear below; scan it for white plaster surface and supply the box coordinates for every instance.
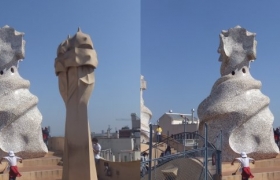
[0,25,47,158]
[140,75,152,143]
[198,26,279,161]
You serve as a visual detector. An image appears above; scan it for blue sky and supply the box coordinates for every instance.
[0,1,140,136]
[1,1,280,137]
[141,1,280,128]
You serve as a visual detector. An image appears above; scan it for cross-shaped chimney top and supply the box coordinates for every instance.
[0,25,25,70]
[217,26,257,76]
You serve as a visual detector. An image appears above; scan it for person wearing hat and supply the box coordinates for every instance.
[0,151,22,180]
[231,152,255,180]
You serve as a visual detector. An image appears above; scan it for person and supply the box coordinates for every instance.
[43,127,50,147]
[231,152,255,180]
[0,151,22,180]
[141,152,149,176]
[274,128,279,146]
[276,128,280,147]
[141,152,148,164]
[156,125,162,143]
[92,138,101,164]
[165,145,171,156]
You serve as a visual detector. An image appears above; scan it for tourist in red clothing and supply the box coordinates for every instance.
[0,151,22,180]
[231,152,255,180]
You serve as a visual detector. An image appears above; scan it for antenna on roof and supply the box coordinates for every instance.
[191,108,195,123]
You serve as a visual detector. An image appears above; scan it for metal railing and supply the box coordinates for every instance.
[140,123,222,180]
[141,148,217,180]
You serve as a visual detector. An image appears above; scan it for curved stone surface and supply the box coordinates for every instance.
[0,25,47,158]
[198,26,279,161]
[140,75,152,143]
[142,158,212,180]
[55,28,98,180]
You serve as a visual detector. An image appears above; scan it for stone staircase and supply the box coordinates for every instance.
[141,157,212,180]
[0,151,63,180]
[141,142,179,169]
[141,142,178,159]
[222,154,280,180]
[161,134,185,153]
[141,134,182,155]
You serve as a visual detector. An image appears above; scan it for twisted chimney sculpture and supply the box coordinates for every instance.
[198,26,279,161]
[0,25,47,159]
[140,75,152,143]
[55,28,98,180]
